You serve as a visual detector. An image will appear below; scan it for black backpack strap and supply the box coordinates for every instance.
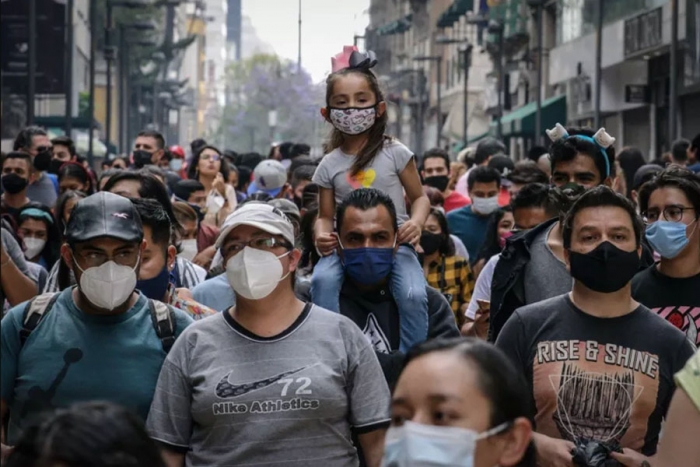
[148,299,176,353]
[19,293,60,348]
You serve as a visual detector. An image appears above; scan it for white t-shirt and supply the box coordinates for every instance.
[466,254,499,319]
[313,140,414,223]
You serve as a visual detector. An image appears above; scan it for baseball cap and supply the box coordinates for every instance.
[65,192,143,244]
[632,164,662,191]
[216,202,295,249]
[488,155,515,186]
[268,198,301,224]
[251,159,288,197]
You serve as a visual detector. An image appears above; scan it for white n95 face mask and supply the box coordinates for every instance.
[226,246,290,300]
[178,238,198,261]
[75,259,138,310]
[23,237,46,259]
[382,420,510,467]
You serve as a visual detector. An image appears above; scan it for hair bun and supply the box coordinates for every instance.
[348,50,378,71]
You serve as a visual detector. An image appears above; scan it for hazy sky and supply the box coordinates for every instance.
[242,0,370,83]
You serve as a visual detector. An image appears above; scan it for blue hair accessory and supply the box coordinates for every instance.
[19,208,54,224]
[546,123,616,178]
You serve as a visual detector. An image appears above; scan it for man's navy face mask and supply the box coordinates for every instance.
[339,236,397,285]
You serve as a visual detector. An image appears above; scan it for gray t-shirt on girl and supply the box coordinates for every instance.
[146,304,391,467]
[313,140,414,223]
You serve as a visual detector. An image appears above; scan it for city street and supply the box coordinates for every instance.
[0,1,699,467]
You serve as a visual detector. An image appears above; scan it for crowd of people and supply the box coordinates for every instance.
[0,48,699,467]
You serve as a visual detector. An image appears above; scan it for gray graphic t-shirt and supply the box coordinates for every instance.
[313,140,414,223]
[146,304,391,467]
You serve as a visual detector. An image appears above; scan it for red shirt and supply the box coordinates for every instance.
[444,191,471,213]
[498,187,511,207]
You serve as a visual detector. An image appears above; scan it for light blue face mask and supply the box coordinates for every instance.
[382,420,510,467]
[645,220,697,259]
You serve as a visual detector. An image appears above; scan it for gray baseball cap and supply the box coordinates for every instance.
[216,202,295,249]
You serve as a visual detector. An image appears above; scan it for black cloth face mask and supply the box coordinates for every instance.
[33,149,51,171]
[1,173,29,194]
[420,231,443,255]
[568,241,640,293]
[423,175,449,192]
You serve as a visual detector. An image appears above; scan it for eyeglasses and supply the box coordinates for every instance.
[35,146,52,153]
[642,206,697,224]
[200,153,221,162]
[72,248,140,269]
[222,236,292,257]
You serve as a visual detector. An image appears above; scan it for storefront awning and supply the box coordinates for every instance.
[437,0,474,29]
[376,13,413,36]
[492,94,567,138]
[34,115,100,130]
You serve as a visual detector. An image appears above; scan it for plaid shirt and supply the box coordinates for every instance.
[426,255,475,328]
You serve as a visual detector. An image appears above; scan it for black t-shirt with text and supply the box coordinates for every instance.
[632,265,700,346]
[496,294,695,455]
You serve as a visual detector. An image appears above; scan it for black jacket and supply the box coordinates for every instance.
[339,283,460,388]
[488,218,654,343]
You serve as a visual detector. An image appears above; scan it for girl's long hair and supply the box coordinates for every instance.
[324,68,391,176]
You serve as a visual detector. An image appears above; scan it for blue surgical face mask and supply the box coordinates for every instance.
[340,236,396,286]
[382,420,511,467]
[645,220,697,259]
[136,265,171,300]
[169,158,183,171]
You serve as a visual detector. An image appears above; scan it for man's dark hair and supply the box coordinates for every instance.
[279,142,295,160]
[2,151,33,169]
[337,188,398,236]
[422,148,450,171]
[102,171,181,236]
[140,165,165,181]
[474,138,507,165]
[173,179,205,201]
[51,136,76,156]
[13,126,48,151]
[691,133,700,153]
[527,145,548,163]
[467,166,501,191]
[617,147,646,198]
[5,401,165,467]
[190,138,207,155]
[638,166,700,217]
[238,152,264,171]
[291,165,315,188]
[131,198,172,251]
[671,138,690,164]
[222,149,238,164]
[510,183,562,220]
[507,161,549,185]
[549,127,616,180]
[289,155,315,175]
[136,130,165,150]
[237,165,252,191]
[291,143,311,159]
[562,185,644,249]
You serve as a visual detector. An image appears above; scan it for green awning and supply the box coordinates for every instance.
[437,0,474,28]
[491,94,567,138]
[34,115,99,130]
[376,13,413,36]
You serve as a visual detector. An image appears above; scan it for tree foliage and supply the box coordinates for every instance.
[213,54,325,153]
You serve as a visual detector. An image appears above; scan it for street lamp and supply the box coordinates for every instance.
[527,0,545,144]
[488,20,505,140]
[414,55,443,147]
[105,0,150,155]
[435,36,473,148]
[118,22,157,152]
